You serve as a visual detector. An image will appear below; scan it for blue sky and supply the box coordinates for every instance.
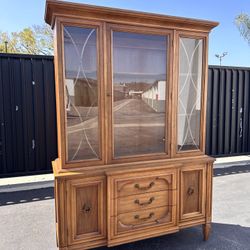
[0,0,249,67]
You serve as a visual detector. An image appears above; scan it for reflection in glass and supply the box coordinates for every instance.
[178,37,203,151]
[64,26,99,161]
[112,32,167,157]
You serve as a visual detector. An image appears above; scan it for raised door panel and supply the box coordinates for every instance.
[76,185,98,234]
[180,165,206,221]
[66,176,106,247]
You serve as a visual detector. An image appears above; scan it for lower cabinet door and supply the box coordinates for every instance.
[66,176,106,247]
[180,164,206,221]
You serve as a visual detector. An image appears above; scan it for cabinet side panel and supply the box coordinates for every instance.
[205,163,213,223]
[55,178,67,248]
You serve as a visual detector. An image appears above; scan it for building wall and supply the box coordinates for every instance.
[142,81,166,112]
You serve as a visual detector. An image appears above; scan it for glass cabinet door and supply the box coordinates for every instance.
[112,31,168,158]
[63,26,100,162]
[177,37,203,152]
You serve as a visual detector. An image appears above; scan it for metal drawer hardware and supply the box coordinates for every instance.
[187,187,195,196]
[81,204,91,213]
[134,197,155,206]
[134,181,155,191]
[134,212,154,221]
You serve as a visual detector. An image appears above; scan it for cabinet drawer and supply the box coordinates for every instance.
[107,168,178,244]
[117,190,173,214]
[115,171,176,198]
[115,206,173,233]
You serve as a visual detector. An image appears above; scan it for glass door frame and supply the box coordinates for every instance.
[55,17,105,168]
[172,31,208,158]
[106,23,173,164]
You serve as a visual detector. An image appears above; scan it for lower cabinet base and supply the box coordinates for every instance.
[53,157,214,249]
[107,226,180,247]
[57,223,211,250]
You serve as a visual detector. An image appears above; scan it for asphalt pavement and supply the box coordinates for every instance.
[0,165,250,250]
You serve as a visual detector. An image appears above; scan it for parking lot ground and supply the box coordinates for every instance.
[0,165,250,250]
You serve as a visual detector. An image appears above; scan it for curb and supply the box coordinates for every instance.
[0,174,54,193]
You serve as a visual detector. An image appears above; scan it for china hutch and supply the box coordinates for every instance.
[45,1,218,249]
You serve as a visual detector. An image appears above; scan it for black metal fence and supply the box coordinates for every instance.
[0,53,250,177]
[206,65,250,157]
[0,53,57,177]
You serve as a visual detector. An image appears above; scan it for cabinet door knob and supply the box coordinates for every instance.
[187,187,195,196]
[81,204,91,213]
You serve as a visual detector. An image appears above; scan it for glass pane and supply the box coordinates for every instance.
[112,31,167,157]
[177,37,203,151]
[64,26,99,161]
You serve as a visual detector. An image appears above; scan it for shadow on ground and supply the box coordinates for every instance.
[95,223,250,250]
[0,187,54,206]
[214,164,250,177]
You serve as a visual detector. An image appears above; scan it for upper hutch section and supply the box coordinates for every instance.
[45,0,218,32]
[45,0,218,170]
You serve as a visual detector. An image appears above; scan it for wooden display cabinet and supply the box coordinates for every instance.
[45,1,218,249]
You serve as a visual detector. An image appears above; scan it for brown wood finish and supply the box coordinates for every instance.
[115,173,176,198]
[117,190,173,214]
[180,164,206,221]
[46,1,218,249]
[107,168,178,245]
[116,206,173,232]
[66,176,106,247]
[45,0,218,32]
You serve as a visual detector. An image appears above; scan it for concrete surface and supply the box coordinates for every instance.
[0,165,250,250]
[215,155,250,168]
[0,173,54,193]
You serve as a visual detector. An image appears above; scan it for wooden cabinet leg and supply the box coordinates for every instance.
[202,223,211,241]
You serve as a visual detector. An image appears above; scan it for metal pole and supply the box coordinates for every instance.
[215,52,228,66]
[4,41,8,53]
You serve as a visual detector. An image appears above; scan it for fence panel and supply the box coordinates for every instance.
[0,53,57,177]
[206,65,250,157]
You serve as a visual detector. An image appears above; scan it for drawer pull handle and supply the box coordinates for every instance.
[134,182,155,191]
[134,197,155,206]
[81,204,91,213]
[187,187,194,196]
[134,212,154,221]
